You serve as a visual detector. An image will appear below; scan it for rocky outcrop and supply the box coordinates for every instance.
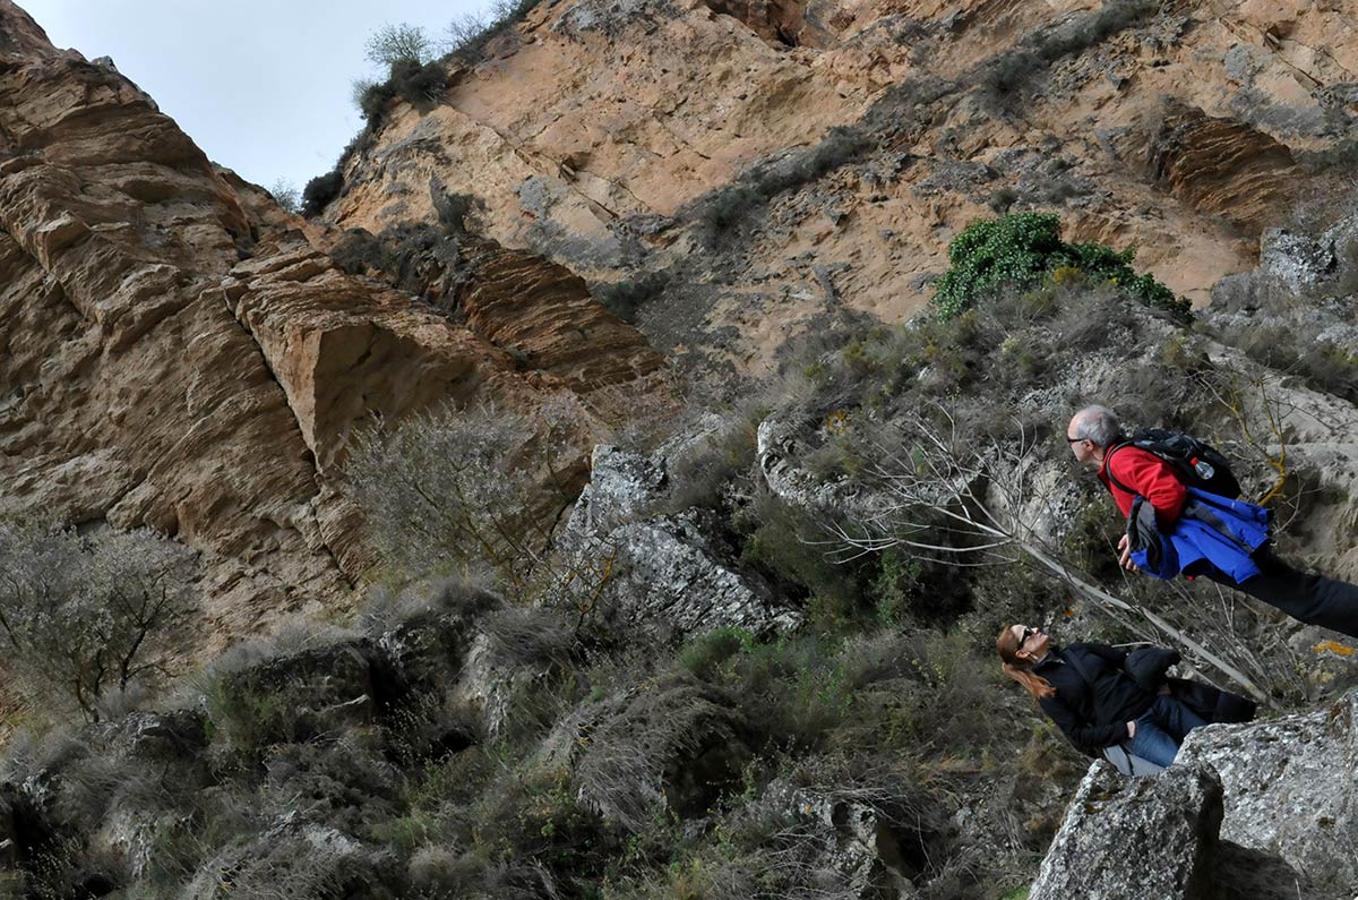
[1145,100,1299,232]
[1254,211,1358,296]
[1032,689,1358,900]
[322,0,1358,364]
[1030,761,1223,900]
[458,238,665,393]
[757,413,887,515]
[324,213,667,397]
[1177,689,1358,896]
[0,8,350,637]
[563,442,802,638]
[221,237,522,472]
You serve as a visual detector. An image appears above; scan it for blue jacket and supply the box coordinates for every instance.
[1129,487,1272,582]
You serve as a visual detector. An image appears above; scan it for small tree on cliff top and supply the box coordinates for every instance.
[932,212,1190,322]
[364,22,434,67]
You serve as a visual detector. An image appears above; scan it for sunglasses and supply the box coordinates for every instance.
[1065,435,1085,444]
[1018,626,1039,647]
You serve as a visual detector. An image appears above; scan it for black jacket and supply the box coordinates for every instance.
[1034,643,1156,754]
[1121,645,1256,723]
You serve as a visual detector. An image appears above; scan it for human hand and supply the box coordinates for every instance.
[1116,535,1138,572]
[1126,720,1137,738]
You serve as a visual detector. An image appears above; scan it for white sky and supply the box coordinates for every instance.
[21,0,494,192]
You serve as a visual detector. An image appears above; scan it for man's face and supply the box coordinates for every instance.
[1066,416,1098,467]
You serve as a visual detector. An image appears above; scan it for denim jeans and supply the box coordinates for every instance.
[1126,695,1208,768]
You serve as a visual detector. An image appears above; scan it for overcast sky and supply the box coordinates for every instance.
[22,0,493,192]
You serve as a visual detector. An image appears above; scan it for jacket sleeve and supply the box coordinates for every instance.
[1039,692,1128,753]
[1080,643,1130,667]
[1124,646,1180,692]
[1109,448,1187,526]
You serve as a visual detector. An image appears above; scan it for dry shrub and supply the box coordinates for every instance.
[0,521,197,721]
[345,399,584,592]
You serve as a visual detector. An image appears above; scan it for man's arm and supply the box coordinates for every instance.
[1109,448,1187,526]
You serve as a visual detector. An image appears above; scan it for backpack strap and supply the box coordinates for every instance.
[1102,442,1138,497]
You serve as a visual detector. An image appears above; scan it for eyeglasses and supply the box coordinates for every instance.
[1065,435,1085,444]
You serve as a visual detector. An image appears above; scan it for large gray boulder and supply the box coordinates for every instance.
[756,414,879,515]
[1029,761,1223,900]
[1177,690,1358,896]
[561,443,801,639]
[1256,211,1358,296]
[1031,692,1358,900]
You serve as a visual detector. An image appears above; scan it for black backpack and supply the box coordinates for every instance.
[1106,428,1241,500]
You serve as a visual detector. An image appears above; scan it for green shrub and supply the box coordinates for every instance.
[389,58,448,105]
[301,169,344,217]
[679,627,755,679]
[357,79,397,122]
[719,633,854,752]
[594,271,669,324]
[735,492,874,629]
[867,547,970,627]
[931,212,1189,321]
[663,419,759,513]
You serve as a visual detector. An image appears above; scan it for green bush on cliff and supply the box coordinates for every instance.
[931,212,1190,322]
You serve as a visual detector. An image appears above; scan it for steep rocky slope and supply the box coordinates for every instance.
[319,0,1358,376]
[2,0,1358,896]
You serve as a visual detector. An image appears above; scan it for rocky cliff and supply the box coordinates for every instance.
[318,0,1358,376]
[0,0,664,650]
[2,0,1358,896]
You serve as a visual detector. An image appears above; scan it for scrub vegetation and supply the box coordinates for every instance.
[2,190,1354,898]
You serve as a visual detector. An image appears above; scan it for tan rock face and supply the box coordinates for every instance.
[322,0,1358,371]
[329,0,882,270]
[0,5,341,636]
[0,1,667,650]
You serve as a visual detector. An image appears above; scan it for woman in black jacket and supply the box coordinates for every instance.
[996,624,1217,768]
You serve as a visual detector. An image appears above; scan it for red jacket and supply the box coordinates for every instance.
[1098,445,1187,526]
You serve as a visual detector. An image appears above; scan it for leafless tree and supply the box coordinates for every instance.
[267,179,299,214]
[0,522,197,721]
[364,22,434,67]
[345,396,616,618]
[821,404,1269,702]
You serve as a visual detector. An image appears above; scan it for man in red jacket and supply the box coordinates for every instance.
[1067,404,1358,638]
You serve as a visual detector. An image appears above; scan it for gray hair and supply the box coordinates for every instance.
[1071,405,1122,448]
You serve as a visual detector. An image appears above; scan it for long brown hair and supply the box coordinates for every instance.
[997,625,1056,700]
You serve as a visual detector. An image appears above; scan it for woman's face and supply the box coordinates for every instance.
[1011,624,1050,661]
